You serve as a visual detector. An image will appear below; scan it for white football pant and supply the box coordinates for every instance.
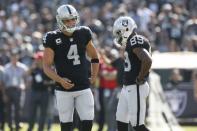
[116,82,150,126]
[55,88,94,123]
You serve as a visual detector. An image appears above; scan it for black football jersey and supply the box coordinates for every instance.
[124,34,151,85]
[43,26,92,91]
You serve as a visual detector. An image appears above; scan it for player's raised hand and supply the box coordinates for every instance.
[59,78,74,89]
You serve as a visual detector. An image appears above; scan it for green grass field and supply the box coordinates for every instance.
[3,123,197,131]
[4,123,104,131]
[182,126,197,131]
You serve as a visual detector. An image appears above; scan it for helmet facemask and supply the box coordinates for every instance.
[113,28,132,47]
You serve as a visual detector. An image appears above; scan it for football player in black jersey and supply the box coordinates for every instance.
[42,4,99,131]
[113,16,152,131]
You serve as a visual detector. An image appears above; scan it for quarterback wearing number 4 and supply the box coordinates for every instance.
[113,16,152,131]
[42,4,99,131]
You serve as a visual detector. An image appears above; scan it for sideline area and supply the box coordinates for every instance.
[3,123,197,131]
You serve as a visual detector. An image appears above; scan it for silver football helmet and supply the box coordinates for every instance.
[113,16,137,46]
[56,4,79,33]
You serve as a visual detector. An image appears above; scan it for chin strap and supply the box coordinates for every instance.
[121,30,132,46]
[121,37,128,46]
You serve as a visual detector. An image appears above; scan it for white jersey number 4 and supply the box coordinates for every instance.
[67,44,81,65]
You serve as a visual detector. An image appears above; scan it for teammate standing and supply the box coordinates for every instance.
[113,16,152,131]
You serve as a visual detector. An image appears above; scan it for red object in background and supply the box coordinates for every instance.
[99,62,118,89]
[33,51,44,60]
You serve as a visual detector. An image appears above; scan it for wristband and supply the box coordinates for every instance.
[91,58,99,63]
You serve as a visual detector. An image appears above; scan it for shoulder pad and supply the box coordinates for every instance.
[79,26,91,30]
[78,26,92,33]
[43,30,59,43]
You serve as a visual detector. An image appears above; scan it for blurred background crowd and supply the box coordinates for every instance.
[0,0,197,131]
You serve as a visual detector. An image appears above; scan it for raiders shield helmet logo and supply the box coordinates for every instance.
[122,20,128,27]
[165,89,187,117]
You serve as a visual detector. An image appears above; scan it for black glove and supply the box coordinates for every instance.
[136,77,145,85]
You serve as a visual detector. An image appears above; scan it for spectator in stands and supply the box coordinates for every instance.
[4,52,28,131]
[99,47,125,131]
[46,72,56,131]
[167,14,183,51]
[0,64,5,131]
[98,48,118,131]
[27,51,50,131]
[185,36,197,52]
[166,69,183,89]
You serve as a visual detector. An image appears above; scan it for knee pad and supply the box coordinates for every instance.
[133,124,150,131]
[60,122,72,131]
